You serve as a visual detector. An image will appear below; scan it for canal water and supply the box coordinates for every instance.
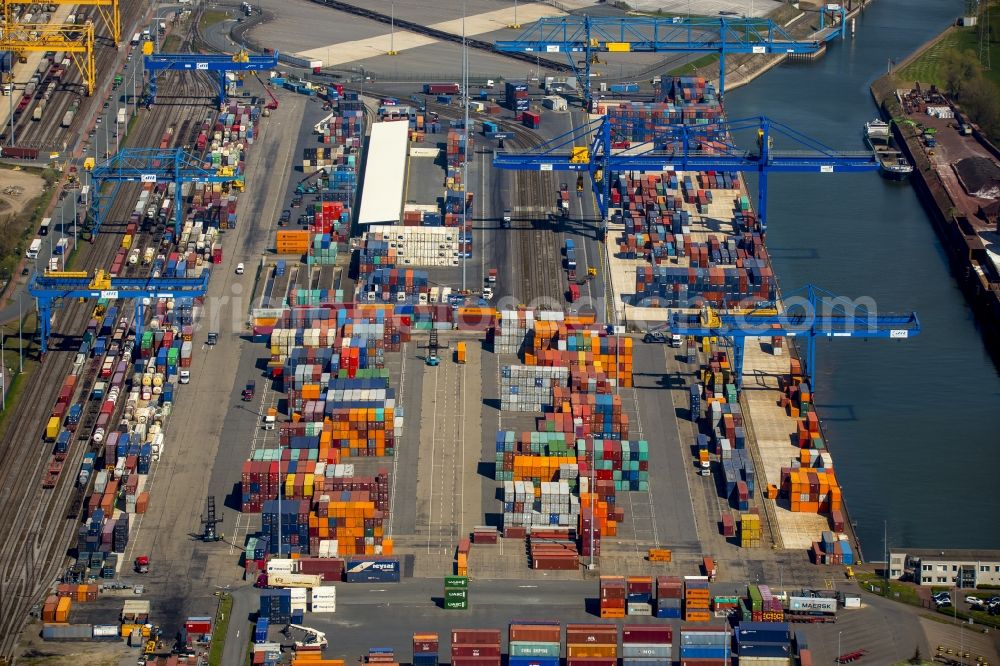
[726,0,1000,554]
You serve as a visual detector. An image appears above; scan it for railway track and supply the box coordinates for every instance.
[0,39,220,661]
[4,0,146,153]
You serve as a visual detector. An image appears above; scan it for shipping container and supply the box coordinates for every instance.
[344,559,400,582]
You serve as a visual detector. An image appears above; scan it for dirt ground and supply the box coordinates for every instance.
[15,619,134,665]
[0,168,46,225]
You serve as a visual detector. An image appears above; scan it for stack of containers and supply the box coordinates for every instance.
[451,629,501,666]
[494,310,534,354]
[254,617,269,643]
[309,586,337,613]
[509,622,560,666]
[444,576,469,610]
[757,585,785,622]
[259,589,292,624]
[413,633,439,666]
[655,576,683,618]
[599,576,626,619]
[505,81,529,118]
[500,365,568,412]
[312,493,388,557]
[781,467,840,514]
[626,576,654,616]
[622,625,672,666]
[810,532,854,566]
[261,499,310,556]
[361,226,461,270]
[683,576,711,622]
[566,624,617,666]
[740,512,762,548]
[526,329,634,387]
[734,622,792,665]
[576,439,649,492]
[360,268,432,303]
[679,626,731,666]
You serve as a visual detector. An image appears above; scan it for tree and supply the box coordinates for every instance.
[909,645,923,664]
[941,48,982,98]
[960,74,1000,140]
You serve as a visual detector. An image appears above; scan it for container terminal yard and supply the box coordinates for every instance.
[0,0,998,665]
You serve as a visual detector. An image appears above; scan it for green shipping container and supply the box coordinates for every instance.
[748,585,763,612]
[444,599,468,610]
[509,643,560,658]
[444,589,468,601]
[444,576,468,588]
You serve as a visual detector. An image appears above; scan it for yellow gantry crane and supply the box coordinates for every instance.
[0,21,96,94]
[2,0,120,44]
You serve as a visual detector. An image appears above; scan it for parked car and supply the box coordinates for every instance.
[279,210,291,224]
[235,262,245,275]
[965,595,983,605]
[241,381,256,401]
[290,197,302,208]
[934,595,952,607]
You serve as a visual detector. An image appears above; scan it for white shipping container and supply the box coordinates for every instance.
[266,558,295,574]
[268,572,323,588]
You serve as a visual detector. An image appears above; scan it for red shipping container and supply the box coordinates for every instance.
[622,626,672,644]
[451,645,501,658]
[451,630,501,645]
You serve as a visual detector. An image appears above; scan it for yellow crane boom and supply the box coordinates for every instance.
[0,22,96,95]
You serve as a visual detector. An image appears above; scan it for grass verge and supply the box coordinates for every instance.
[208,592,234,666]
[856,571,923,606]
[898,22,1000,92]
[668,54,718,76]
[0,311,40,440]
[199,9,231,33]
[936,606,1000,630]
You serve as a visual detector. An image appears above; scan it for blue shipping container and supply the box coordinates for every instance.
[344,559,401,583]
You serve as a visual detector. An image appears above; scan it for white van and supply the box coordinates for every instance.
[26,238,42,259]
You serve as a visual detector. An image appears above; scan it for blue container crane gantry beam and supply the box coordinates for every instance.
[143,50,279,104]
[491,115,878,233]
[29,270,210,355]
[670,285,920,392]
[495,16,842,101]
[89,147,240,238]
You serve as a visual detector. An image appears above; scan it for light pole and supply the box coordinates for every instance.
[837,630,842,661]
[7,80,14,146]
[461,1,469,292]
[18,297,23,374]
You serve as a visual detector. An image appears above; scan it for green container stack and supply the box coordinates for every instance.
[444,575,468,610]
[576,438,650,491]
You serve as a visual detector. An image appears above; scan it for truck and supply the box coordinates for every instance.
[262,572,323,588]
[263,407,276,430]
[702,556,717,582]
[54,237,69,255]
[502,209,511,228]
[424,83,460,95]
[564,239,577,270]
[242,380,256,401]
[26,238,42,259]
[559,183,570,216]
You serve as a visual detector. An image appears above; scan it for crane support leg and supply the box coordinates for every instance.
[732,336,746,391]
[38,299,53,355]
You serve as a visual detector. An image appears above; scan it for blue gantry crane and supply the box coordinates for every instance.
[491,115,878,233]
[89,147,241,237]
[143,49,279,104]
[495,15,844,102]
[29,270,210,355]
[670,285,920,391]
